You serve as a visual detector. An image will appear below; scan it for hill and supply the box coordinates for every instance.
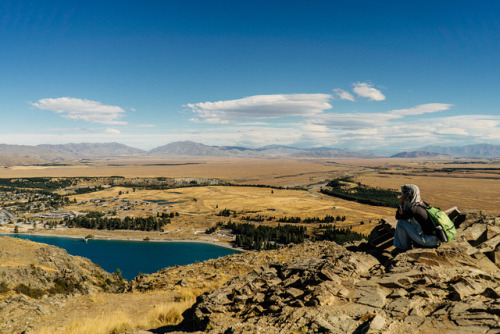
[0,141,375,164]
[0,142,145,164]
[148,141,374,158]
[420,144,500,157]
[2,141,500,163]
[391,150,449,158]
[2,210,500,333]
[0,236,124,333]
[177,210,500,333]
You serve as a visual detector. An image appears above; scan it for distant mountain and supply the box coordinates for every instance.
[148,141,233,157]
[7,141,499,163]
[391,151,449,158]
[295,150,375,158]
[419,144,500,157]
[0,142,145,163]
[147,141,373,158]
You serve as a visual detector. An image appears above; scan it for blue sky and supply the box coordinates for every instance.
[1,0,499,154]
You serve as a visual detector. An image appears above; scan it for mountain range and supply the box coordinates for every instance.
[0,141,374,163]
[0,142,499,164]
[391,144,500,159]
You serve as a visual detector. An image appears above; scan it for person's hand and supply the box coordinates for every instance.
[400,196,405,205]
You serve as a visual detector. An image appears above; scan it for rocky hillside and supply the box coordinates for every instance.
[158,210,499,333]
[1,211,499,334]
[0,236,124,333]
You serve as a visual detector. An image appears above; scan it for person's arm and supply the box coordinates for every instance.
[396,207,413,220]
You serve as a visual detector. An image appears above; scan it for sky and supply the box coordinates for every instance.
[1,0,499,154]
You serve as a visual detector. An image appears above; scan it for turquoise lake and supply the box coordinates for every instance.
[1,234,240,280]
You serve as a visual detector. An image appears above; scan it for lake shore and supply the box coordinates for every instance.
[0,225,245,252]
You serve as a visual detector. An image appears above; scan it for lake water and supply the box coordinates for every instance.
[1,234,240,280]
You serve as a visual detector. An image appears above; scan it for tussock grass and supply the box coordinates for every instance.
[35,295,196,334]
[147,299,195,327]
[36,311,135,334]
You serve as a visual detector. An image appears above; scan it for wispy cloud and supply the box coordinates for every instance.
[308,112,399,129]
[332,88,355,102]
[104,128,121,135]
[186,94,332,124]
[352,82,386,101]
[31,97,127,125]
[389,103,453,115]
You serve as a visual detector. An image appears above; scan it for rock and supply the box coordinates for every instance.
[285,287,304,299]
[176,279,188,287]
[462,224,489,246]
[353,282,387,308]
[479,234,500,253]
[451,312,500,327]
[374,270,423,288]
[385,297,411,316]
[166,212,500,333]
[450,278,487,301]
[368,314,386,331]
[312,313,357,333]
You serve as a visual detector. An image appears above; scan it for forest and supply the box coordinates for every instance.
[315,224,366,244]
[321,177,400,207]
[64,215,171,231]
[226,222,306,250]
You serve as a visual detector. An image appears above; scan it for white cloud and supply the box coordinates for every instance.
[347,128,379,135]
[333,88,355,102]
[186,94,332,124]
[31,97,127,125]
[389,103,453,116]
[302,124,329,132]
[352,82,386,101]
[104,128,121,135]
[309,112,399,129]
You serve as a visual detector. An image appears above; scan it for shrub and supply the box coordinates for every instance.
[14,283,45,299]
[0,281,9,293]
[47,277,84,295]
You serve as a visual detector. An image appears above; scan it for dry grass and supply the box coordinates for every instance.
[147,299,194,328]
[34,290,197,334]
[358,174,500,215]
[36,311,136,334]
[1,158,346,188]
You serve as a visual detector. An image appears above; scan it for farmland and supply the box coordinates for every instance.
[1,157,499,244]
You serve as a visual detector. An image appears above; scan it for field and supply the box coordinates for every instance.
[2,157,499,215]
[2,156,500,333]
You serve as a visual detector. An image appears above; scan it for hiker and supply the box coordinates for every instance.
[393,184,440,250]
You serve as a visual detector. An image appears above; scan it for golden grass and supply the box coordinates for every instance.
[1,158,344,188]
[35,292,197,334]
[36,311,135,334]
[147,299,195,328]
[359,174,500,215]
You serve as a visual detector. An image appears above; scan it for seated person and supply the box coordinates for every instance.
[393,184,440,250]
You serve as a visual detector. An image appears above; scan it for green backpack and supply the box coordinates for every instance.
[425,206,456,242]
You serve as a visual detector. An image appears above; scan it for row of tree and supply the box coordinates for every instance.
[64,216,171,231]
[225,222,306,250]
[0,177,74,191]
[315,224,366,244]
[321,177,400,207]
